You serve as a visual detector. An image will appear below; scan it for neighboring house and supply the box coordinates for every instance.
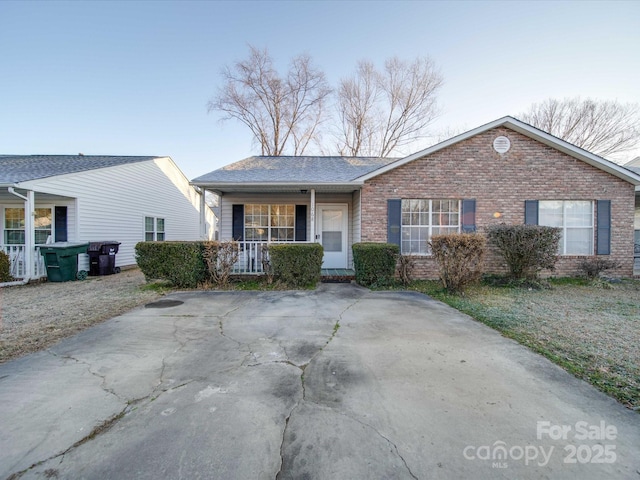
[1,155,215,280]
[192,116,640,278]
[623,157,640,269]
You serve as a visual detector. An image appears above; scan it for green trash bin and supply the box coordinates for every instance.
[39,242,89,282]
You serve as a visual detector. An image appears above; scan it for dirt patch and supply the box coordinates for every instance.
[0,268,161,364]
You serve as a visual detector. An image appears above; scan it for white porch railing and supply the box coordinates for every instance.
[1,245,47,279]
[232,241,308,274]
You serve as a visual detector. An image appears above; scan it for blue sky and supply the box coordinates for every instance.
[1,0,638,179]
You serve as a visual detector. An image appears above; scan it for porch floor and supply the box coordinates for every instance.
[320,268,355,283]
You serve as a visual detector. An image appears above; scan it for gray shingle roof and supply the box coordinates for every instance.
[192,156,399,184]
[0,155,158,184]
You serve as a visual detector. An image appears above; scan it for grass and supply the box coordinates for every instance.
[406,278,640,410]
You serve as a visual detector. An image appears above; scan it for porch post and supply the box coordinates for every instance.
[199,189,206,239]
[24,190,35,279]
[310,189,316,242]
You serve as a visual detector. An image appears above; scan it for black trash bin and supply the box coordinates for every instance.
[88,241,121,276]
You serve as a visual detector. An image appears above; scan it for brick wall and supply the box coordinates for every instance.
[361,127,636,278]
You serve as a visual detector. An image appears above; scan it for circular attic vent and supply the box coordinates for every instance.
[493,136,511,153]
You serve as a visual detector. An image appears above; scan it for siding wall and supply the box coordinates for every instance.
[361,127,636,278]
[19,158,212,269]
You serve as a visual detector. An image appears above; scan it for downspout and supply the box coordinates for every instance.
[7,187,34,284]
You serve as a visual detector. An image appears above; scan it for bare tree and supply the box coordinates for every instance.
[335,57,443,157]
[208,46,332,156]
[519,97,640,159]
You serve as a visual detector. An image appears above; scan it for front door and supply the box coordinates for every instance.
[316,204,348,269]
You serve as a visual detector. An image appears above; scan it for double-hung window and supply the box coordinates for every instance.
[145,216,165,241]
[245,204,294,242]
[401,199,460,255]
[538,201,593,255]
[4,207,52,244]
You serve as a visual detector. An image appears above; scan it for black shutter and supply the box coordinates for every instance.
[461,199,476,233]
[232,204,244,241]
[524,200,539,225]
[295,205,307,241]
[54,206,67,242]
[596,200,611,255]
[387,199,402,246]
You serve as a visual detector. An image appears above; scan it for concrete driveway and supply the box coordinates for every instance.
[1,284,639,479]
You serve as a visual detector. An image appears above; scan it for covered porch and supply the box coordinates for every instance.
[1,186,76,281]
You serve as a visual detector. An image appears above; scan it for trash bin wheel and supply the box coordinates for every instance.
[114,267,121,274]
[77,270,88,281]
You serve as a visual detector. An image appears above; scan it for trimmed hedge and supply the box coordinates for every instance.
[135,241,211,288]
[486,224,561,279]
[0,251,12,283]
[430,233,486,293]
[352,242,399,288]
[269,243,323,288]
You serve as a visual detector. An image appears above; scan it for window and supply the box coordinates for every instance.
[4,208,24,245]
[4,207,52,245]
[245,204,294,242]
[401,199,460,255]
[539,201,593,255]
[34,208,52,244]
[145,216,165,241]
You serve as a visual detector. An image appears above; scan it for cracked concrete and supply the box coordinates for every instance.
[1,284,639,479]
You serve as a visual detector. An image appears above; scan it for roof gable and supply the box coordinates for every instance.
[357,116,640,186]
[0,155,159,184]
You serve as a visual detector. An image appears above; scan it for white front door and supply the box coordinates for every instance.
[316,204,348,269]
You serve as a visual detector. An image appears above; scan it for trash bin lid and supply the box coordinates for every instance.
[88,241,121,251]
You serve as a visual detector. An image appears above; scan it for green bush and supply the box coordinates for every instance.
[0,251,12,282]
[135,241,211,288]
[352,242,399,288]
[269,243,323,288]
[486,224,561,279]
[430,233,486,294]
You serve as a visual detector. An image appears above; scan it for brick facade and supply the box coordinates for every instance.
[360,127,636,278]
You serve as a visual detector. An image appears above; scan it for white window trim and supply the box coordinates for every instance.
[3,205,54,245]
[539,200,594,256]
[144,216,165,241]
[244,204,296,242]
[401,199,461,256]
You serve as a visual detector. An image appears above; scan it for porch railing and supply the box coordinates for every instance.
[1,245,47,279]
[232,241,308,274]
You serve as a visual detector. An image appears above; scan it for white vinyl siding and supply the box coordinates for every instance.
[16,158,211,269]
[539,200,593,255]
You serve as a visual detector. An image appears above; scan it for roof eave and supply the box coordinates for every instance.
[356,116,640,186]
[191,181,363,194]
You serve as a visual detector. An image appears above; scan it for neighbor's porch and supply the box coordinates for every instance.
[1,245,47,279]
[1,187,76,280]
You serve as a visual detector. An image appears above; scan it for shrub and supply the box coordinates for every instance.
[486,224,561,279]
[135,241,208,288]
[429,233,486,294]
[397,254,415,287]
[0,251,12,283]
[352,242,399,288]
[269,243,323,288]
[578,257,621,280]
[204,240,238,288]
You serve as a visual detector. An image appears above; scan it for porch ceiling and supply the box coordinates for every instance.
[0,188,75,203]
[194,182,362,195]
